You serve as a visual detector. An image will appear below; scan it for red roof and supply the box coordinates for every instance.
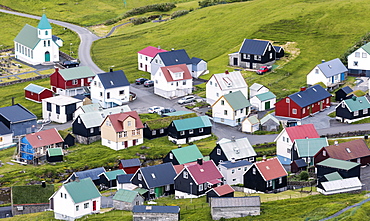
[285,124,319,142]
[26,128,64,148]
[160,64,192,82]
[324,139,370,161]
[108,111,144,133]
[138,46,167,57]
[186,160,223,185]
[212,184,234,196]
[255,158,287,181]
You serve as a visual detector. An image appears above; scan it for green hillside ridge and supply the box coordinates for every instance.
[92,0,370,98]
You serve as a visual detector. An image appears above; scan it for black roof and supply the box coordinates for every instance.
[239,39,274,55]
[140,162,176,188]
[73,94,87,100]
[156,49,191,66]
[289,85,332,108]
[96,70,129,89]
[117,174,134,184]
[294,159,307,168]
[0,104,36,123]
[120,158,141,167]
[340,86,354,95]
[0,122,11,135]
[133,205,180,214]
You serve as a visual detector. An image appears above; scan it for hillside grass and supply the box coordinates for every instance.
[92,0,370,98]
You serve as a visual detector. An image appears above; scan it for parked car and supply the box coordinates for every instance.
[144,80,154,87]
[136,78,148,85]
[160,108,176,115]
[148,106,164,114]
[178,95,196,104]
[62,60,79,68]
[256,66,272,75]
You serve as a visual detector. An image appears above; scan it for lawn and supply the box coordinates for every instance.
[92,0,370,98]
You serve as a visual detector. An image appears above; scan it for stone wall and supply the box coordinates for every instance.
[133,212,179,221]
[211,206,260,220]
[12,203,49,216]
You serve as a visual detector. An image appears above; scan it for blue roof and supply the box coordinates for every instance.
[73,94,87,100]
[341,86,353,95]
[120,158,141,167]
[191,57,202,64]
[157,49,191,66]
[117,174,134,184]
[37,14,52,29]
[0,122,11,135]
[293,159,307,168]
[140,162,176,188]
[239,39,273,55]
[24,83,49,94]
[96,70,129,89]
[0,104,36,123]
[317,58,348,78]
[133,205,180,214]
[74,167,106,181]
[274,46,283,52]
[289,85,331,108]
[219,160,252,169]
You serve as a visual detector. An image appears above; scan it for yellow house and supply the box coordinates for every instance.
[100,111,144,150]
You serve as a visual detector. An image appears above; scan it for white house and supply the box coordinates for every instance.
[49,178,101,221]
[218,160,253,185]
[0,122,14,149]
[190,57,209,78]
[250,91,276,111]
[137,46,167,73]
[14,14,62,65]
[90,70,130,108]
[348,42,370,76]
[153,64,193,99]
[42,95,83,123]
[206,70,248,105]
[212,91,250,126]
[241,115,260,133]
[249,83,269,98]
[306,58,348,87]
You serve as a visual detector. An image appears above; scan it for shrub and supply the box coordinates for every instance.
[299,171,309,181]
[171,10,189,19]
[131,17,150,25]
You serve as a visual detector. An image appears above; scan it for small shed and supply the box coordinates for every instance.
[317,177,362,195]
[116,174,136,190]
[119,158,141,174]
[335,86,353,101]
[260,114,280,131]
[113,189,144,211]
[132,205,180,221]
[98,169,126,188]
[241,115,260,133]
[210,197,261,220]
[46,148,63,162]
[24,83,53,103]
[290,159,307,173]
[206,184,235,202]
[274,46,285,59]
[250,91,276,111]
[62,133,75,148]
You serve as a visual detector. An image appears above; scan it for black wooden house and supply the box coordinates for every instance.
[335,86,353,101]
[335,96,370,123]
[316,158,361,180]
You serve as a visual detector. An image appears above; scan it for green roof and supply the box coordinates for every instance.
[324,172,343,181]
[295,138,328,157]
[37,14,52,29]
[59,66,95,80]
[12,184,54,204]
[361,42,370,54]
[64,178,101,204]
[223,91,250,110]
[103,170,126,181]
[133,187,148,195]
[173,116,212,131]
[163,111,193,116]
[14,24,40,49]
[47,147,63,157]
[317,158,360,170]
[343,96,370,112]
[255,91,276,101]
[113,189,140,203]
[171,145,203,164]
[246,115,259,124]
[260,114,279,125]
[143,113,197,130]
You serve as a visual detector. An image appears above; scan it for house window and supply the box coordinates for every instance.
[183,171,188,179]
[199,184,203,191]
[283,137,285,142]
[65,194,67,199]
[138,173,142,181]
[45,30,48,35]
[90,128,94,134]
[119,90,124,95]
[240,109,243,114]
[364,109,368,115]
[150,188,154,194]
[180,131,185,135]
[72,79,78,85]
[287,138,289,143]
[252,168,256,175]
[342,102,345,108]
[47,102,51,111]
[118,132,123,138]
[60,193,63,198]
[286,98,290,103]
[279,177,282,184]
[76,205,79,211]
[232,178,236,182]
[292,109,297,114]
[252,63,257,69]
[244,167,248,171]
[44,41,46,47]
[84,203,89,209]
[216,93,219,97]
[199,128,203,133]
[160,129,164,134]
[303,108,305,114]
[238,167,241,171]
[224,110,228,115]
[215,83,218,87]
[56,105,60,114]
[231,169,235,174]
[217,148,221,155]
[270,53,272,59]
[354,111,359,116]
[210,81,212,85]
[287,148,290,154]
[327,98,330,103]
[169,153,173,159]
[152,130,156,136]
[354,61,358,66]
[165,185,170,191]
[323,150,326,156]
[128,121,132,127]
[100,92,103,97]
[48,40,50,46]
[183,81,186,85]
[363,53,367,58]
[132,130,136,136]
[189,129,194,134]
[221,100,224,105]
[355,52,360,57]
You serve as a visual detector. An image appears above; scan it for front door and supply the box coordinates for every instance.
[265,101,270,110]
[45,51,50,62]
[155,186,164,197]
[341,73,345,81]
[133,139,136,146]
[233,57,238,66]
[145,65,147,72]
[93,200,96,211]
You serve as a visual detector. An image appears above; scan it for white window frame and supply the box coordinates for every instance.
[354,111,359,116]
[216,148,221,155]
[199,184,203,191]
[292,109,297,114]
[183,171,188,179]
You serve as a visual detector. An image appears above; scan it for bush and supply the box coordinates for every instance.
[131,17,150,25]
[299,171,309,181]
[171,10,189,19]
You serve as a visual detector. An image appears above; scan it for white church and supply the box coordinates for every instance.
[14,14,63,65]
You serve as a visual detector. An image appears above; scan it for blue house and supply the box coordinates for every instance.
[0,104,37,136]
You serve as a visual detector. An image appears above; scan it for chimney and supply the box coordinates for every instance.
[352,96,357,101]
[322,60,325,63]
[231,136,236,142]
[334,140,339,146]
[231,158,235,163]
[75,176,80,182]
[171,48,174,51]
[300,87,306,91]
[11,97,15,106]
[197,158,203,165]
[41,180,46,188]
[262,155,267,161]
[178,145,182,148]
[55,67,59,72]
[225,70,229,74]
[157,46,161,49]
[109,68,113,72]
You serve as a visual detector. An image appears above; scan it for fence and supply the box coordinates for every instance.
[0,74,51,87]
[321,130,370,139]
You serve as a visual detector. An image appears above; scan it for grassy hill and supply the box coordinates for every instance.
[91,0,370,98]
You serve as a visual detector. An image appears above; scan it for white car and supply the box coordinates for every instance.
[148,106,164,114]
[177,95,196,104]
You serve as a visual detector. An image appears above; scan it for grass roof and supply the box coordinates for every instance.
[12,184,54,204]
[141,113,197,130]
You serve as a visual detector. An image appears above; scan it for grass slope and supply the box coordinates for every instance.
[92,0,370,98]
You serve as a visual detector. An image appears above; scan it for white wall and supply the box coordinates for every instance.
[307,67,328,86]
[0,133,13,147]
[102,138,144,151]
[42,100,82,123]
[276,130,293,163]
[91,77,130,108]
[212,97,235,122]
[14,37,59,65]
[219,165,251,185]
[138,53,153,72]
[250,86,269,98]
[348,48,370,71]
[153,69,193,99]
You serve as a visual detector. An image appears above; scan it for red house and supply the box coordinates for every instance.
[50,66,95,96]
[118,158,141,174]
[314,139,370,166]
[24,83,53,103]
[275,85,331,119]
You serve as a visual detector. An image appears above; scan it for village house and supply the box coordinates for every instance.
[241,115,260,133]
[50,67,95,96]
[212,90,250,126]
[14,14,62,65]
[260,114,280,131]
[316,158,361,180]
[274,85,332,119]
[335,96,370,123]
[291,137,328,167]
[100,111,144,150]
[206,70,248,105]
[205,184,235,202]
[306,58,348,87]
[218,159,252,185]
[347,42,370,76]
[209,137,257,166]
[98,169,126,189]
[335,86,353,102]
[137,46,167,72]
[168,116,212,144]
[113,189,144,211]
[24,83,53,103]
[316,172,362,195]
[49,178,101,221]
[116,174,136,190]
[64,167,106,186]
[73,103,102,119]
[290,159,308,173]
[210,197,261,220]
[163,144,204,165]
[153,64,193,99]
[42,95,83,123]
[249,91,276,111]
[0,122,14,149]
[249,83,269,98]
[132,205,180,221]
[118,158,141,174]
[0,104,37,136]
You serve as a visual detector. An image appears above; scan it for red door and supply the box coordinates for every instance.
[145,65,147,72]
[93,200,96,211]
[133,139,136,146]
[124,141,128,148]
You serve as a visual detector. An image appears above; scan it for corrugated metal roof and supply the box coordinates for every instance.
[171,145,203,164]
[117,174,134,184]
[255,91,276,101]
[285,124,319,143]
[360,42,370,55]
[210,196,260,207]
[26,128,64,148]
[317,158,360,170]
[239,39,272,55]
[64,178,101,204]
[245,115,259,125]
[324,172,343,181]
[211,184,235,196]
[218,137,256,160]
[212,71,248,91]
[219,160,252,169]
[173,116,212,131]
[293,159,307,168]
[162,111,193,116]
[341,86,354,95]
[324,139,370,161]
[113,189,139,203]
[140,162,176,188]
[321,177,362,192]
[157,49,191,66]
[223,91,250,110]
[14,24,39,49]
[250,83,264,91]
[289,85,332,108]
[260,114,279,125]
[59,66,95,81]
[74,167,106,181]
[186,160,223,185]
[255,158,287,181]
[343,96,370,112]
[78,105,131,128]
[317,58,348,78]
[96,70,129,89]
[137,46,167,57]
[0,104,36,123]
[133,187,148,195]
[133,205,180,214]
[24,83,50,94]
[120,158,141,168]
[37,14,52,29]
[103,170,126,181]
[295,137,328,157]
[47,147,63,157]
